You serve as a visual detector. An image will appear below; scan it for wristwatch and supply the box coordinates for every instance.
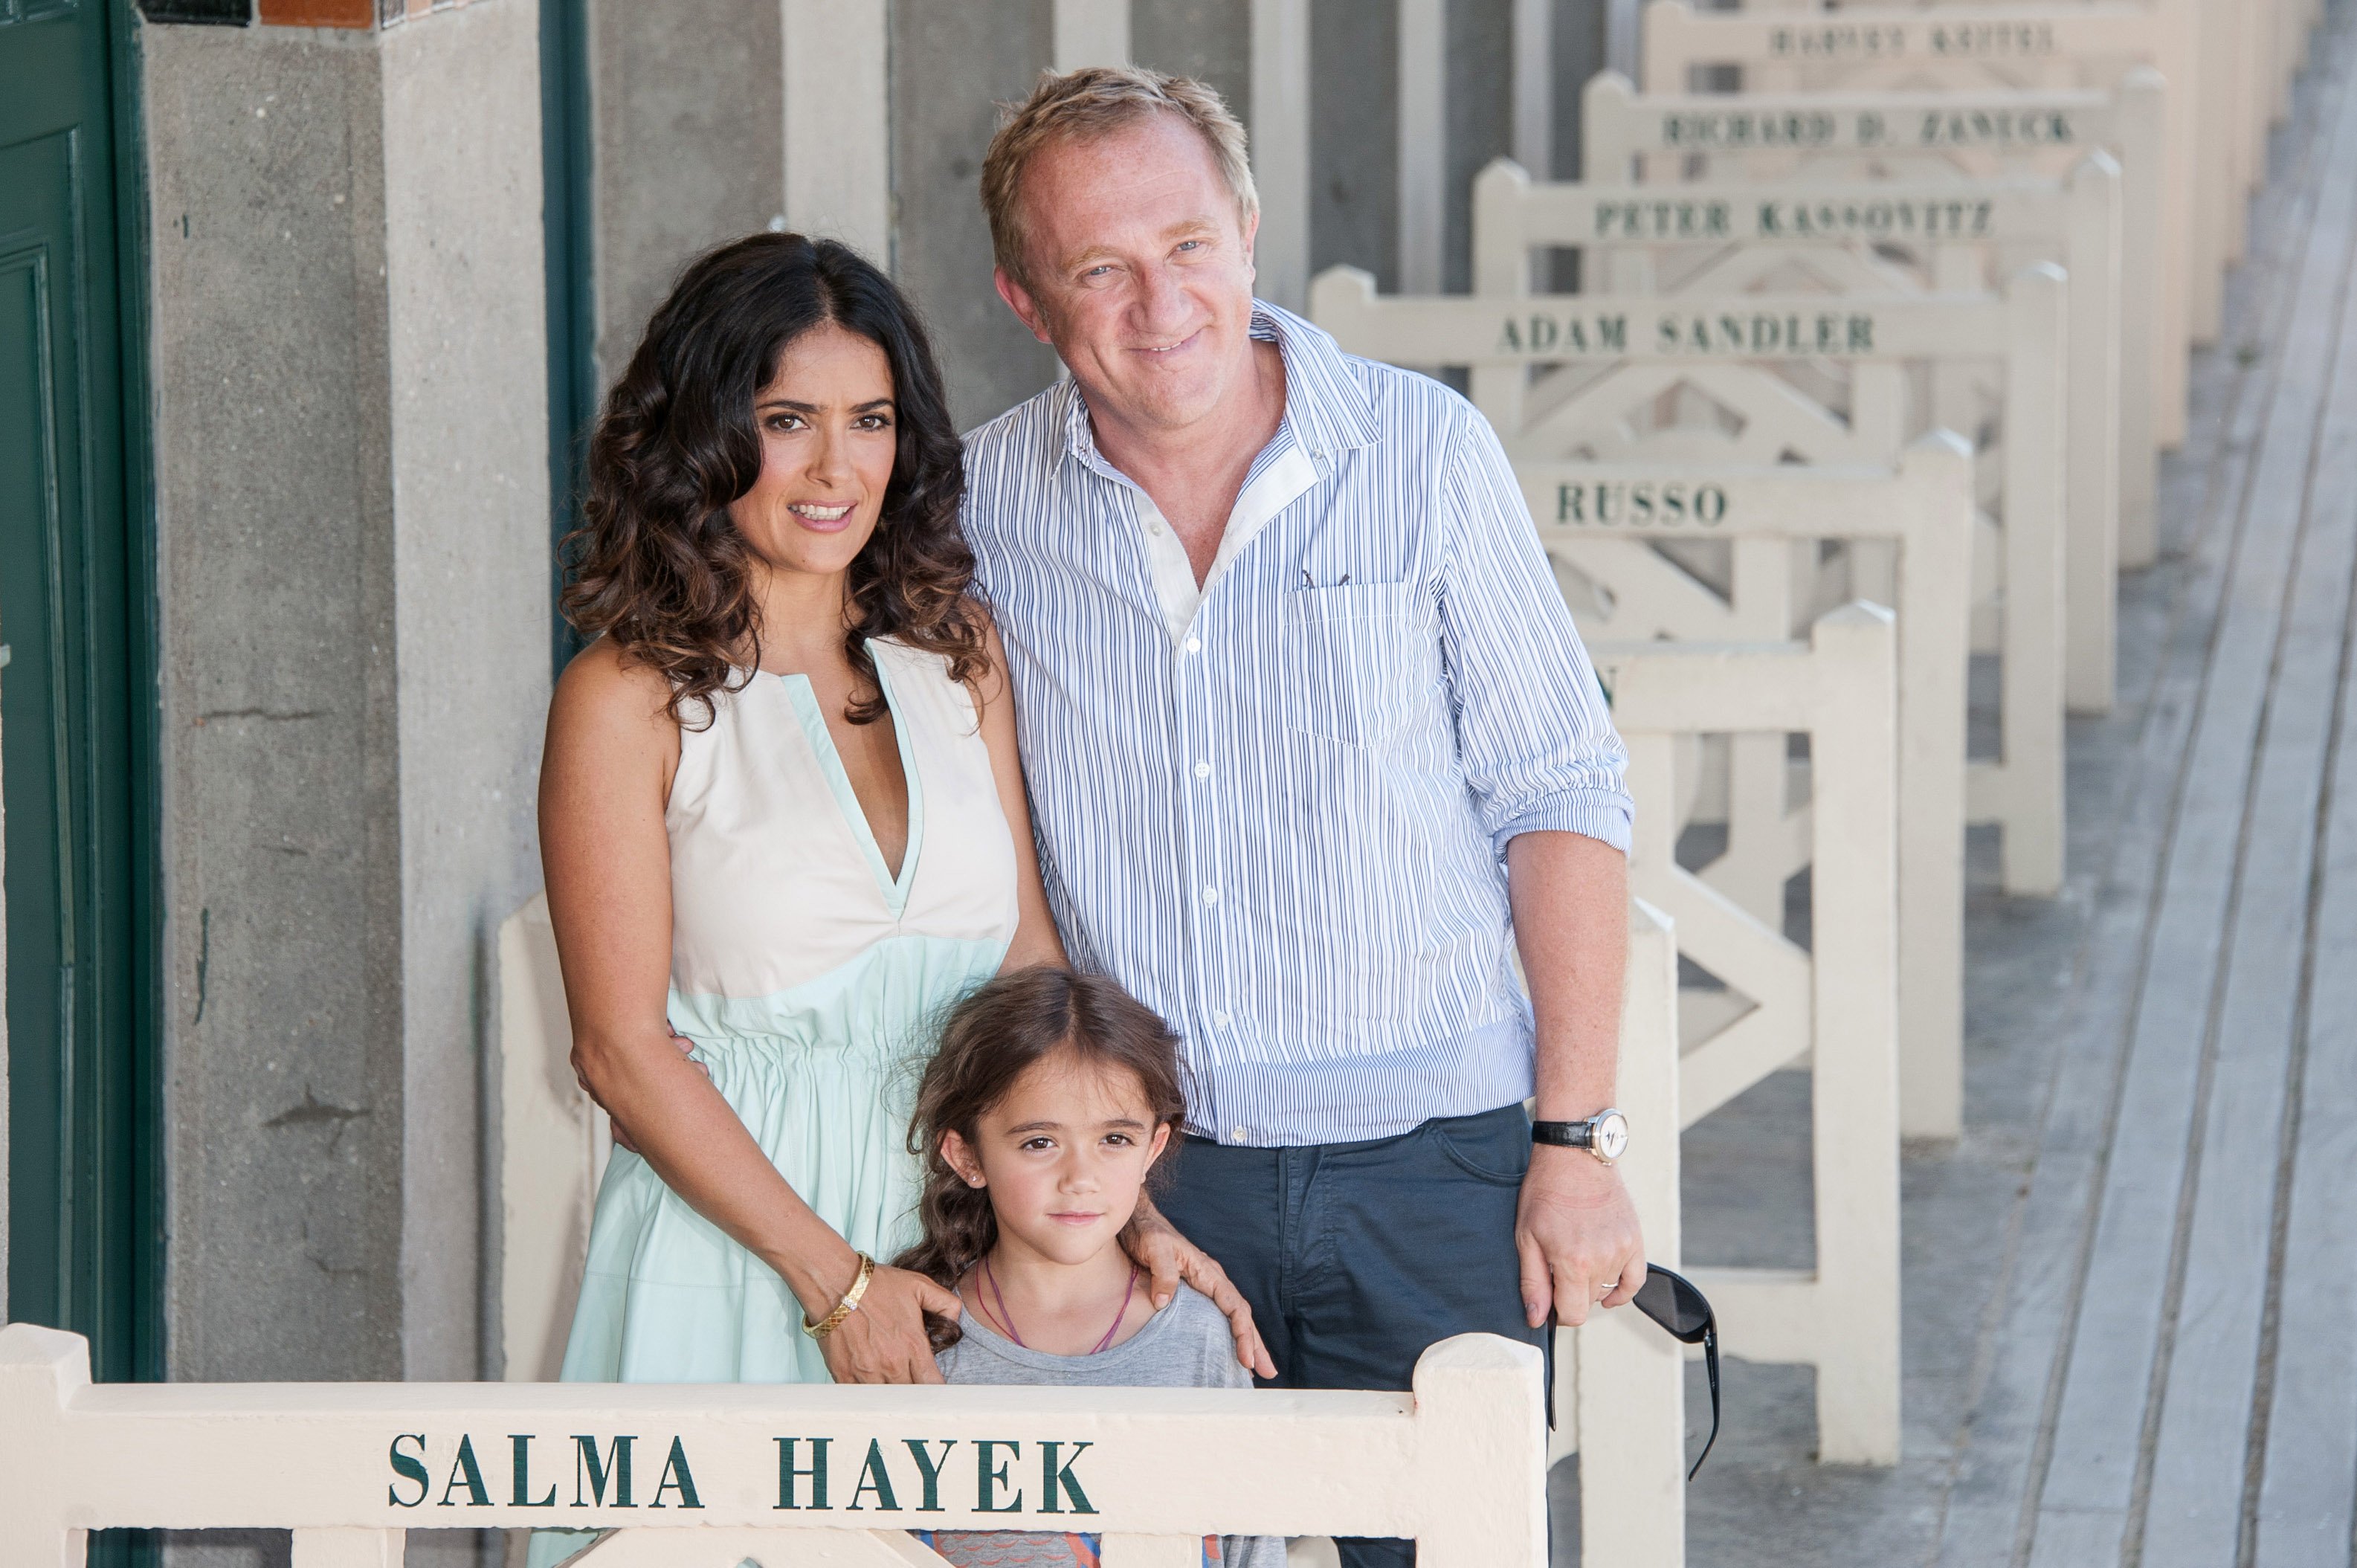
[1531,1109,1629,1165]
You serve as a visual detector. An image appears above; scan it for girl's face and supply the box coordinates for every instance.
[726,321,899,581]
[942,1051,1173,1268]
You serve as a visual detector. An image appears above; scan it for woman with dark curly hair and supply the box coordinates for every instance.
[531,238,1259,1521]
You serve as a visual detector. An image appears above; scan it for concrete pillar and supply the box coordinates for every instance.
[1445,0,1514,292]
[139,0,548,1407]
[1133,0,1251,116]
[891,0,1060,430]
[144,19,409,1390]
[1310,0,1398,289]
[585,0,782,392]
[378,0,555,1388]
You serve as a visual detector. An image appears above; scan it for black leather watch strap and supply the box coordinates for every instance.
[1530,1119,1593,1148]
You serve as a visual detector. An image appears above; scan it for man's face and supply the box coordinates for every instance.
[995,112,1260,439]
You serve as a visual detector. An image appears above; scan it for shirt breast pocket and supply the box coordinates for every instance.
[1282,580,1425,747]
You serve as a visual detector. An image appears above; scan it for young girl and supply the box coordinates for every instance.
[897,968,1282,1568]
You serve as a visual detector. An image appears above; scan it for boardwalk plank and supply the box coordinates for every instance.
[2251,193,2357,1568]
[1930,30,2355,1568]
[2028,52,2357,1568]
[2254,722,2357,1568]
[2139,203,2357,1568]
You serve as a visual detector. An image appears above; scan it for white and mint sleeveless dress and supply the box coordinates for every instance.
[541,639,1015,1534]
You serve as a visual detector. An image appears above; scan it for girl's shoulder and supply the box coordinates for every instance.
[1143,1285,1253,1389]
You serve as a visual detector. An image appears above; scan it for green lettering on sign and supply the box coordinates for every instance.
[1039,1441,1096,1515]
[777,1437,832,1510]
[848,1439,902,1511]
[387,1434,429,1509]
[510,1435,558,1508]
[903,1439,957,1512]
[575,1434,636,1509]
[651,1437,703,1509]
[976,1439,1024,1512]
[439,1436,491,1508]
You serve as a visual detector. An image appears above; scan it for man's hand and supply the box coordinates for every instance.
[1516,1144,1645,1329]
[1124,1202,1277,1378]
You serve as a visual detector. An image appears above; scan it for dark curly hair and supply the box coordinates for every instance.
[895,968,1190,1350]
[564,232,986,727]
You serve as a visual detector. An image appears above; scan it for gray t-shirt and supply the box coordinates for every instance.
[926,1283,1283,1568]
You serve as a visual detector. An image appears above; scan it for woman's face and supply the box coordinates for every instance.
[727,320,899,581]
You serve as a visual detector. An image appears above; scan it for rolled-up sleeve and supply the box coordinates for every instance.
[1436,402,1634,857]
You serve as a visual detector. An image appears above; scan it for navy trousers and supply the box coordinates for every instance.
[1154,1103,1549,1568]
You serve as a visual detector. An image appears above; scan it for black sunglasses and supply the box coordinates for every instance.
[1629,1264,1720,1480]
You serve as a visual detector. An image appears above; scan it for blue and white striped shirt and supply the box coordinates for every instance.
[962,303,1631,1147]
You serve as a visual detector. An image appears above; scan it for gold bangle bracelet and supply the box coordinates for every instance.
[805,1252,876,1340]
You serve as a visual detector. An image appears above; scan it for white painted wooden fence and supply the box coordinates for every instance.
[1551,897,1687,1566]
[1579,67,2176,471]
[1310,263,2066,900]
[494,893,604,1384]
[0,1324,1546,1568]
[1473,150,2129,709]
[1518,442,1969,1140]
[1635,0,2214,360]
[1596,604,1904,1465]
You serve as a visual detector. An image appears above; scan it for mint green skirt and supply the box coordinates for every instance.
[529,935,1002,1567]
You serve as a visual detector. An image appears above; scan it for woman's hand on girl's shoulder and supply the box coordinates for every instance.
[816,1263,964,1386]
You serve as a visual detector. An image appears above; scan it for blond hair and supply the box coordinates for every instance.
[980,65,1258,289]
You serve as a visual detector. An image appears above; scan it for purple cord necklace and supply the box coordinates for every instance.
[979,1254,1138,1355]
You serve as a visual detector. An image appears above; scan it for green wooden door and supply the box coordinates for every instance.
[0,0,159,1401]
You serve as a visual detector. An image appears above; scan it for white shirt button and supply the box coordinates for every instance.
[1213,1010,1231,1028]
[1194,760,1212,780]
[1231,1126,1249,1143]
[1148,521,1164,536]
[1184,636,1201,655]
[1201,884,1220,905]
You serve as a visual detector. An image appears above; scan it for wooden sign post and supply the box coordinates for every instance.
[1635,0,2216,351]
[1598,604,1904,1465]
[0,1326,1547,1568]
[1312,263,2067,904]
[1579,68,2177,465]
[1518,442,1970,1139]
[1474,151,2131,705]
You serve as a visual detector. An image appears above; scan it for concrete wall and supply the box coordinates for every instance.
[572,1,1612,434]
[141,0,548,1407]
[586,0,782,395]
[891,0,1060,430]
[1132,0,1251,126]
[378,0,552,1385]
[144,21,408,1387]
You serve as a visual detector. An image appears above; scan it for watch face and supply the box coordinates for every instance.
[1594,1112,1630,1162]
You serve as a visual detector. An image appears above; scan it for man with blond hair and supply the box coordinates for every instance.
[959,68,1642,1550]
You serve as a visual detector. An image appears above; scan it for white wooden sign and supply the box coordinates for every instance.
[1596,604,1903,1465]
[1311,265,2067,900]
[1579,68,2179,460]
[1521,442,1970,1138]
[1636,0,2218,356]
[0,1325,1547,1568]
[1473,152,2132,706]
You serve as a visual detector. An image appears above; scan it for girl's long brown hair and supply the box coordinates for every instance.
[896,968,1190,1349]
[563,232,987,728]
